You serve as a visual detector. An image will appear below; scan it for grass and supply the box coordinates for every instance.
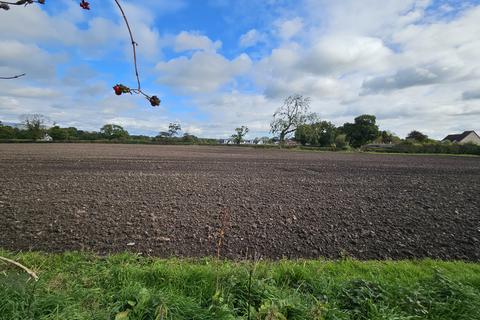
[363,151,480,157]
[1,251,480,320]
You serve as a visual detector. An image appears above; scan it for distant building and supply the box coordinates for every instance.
[40,134,53,142]
[442,131,480,145]
[285,139,298,147]
[218,139,229,144]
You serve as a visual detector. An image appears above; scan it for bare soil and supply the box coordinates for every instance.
[1,144,479,260]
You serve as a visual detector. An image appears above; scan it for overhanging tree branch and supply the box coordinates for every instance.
[0,73,26,80]
[111,0,160,107]
[0,0,44,10]
[1,0,161,107]
[114,0,141,94]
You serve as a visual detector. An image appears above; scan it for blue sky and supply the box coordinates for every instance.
[1,0,480,139]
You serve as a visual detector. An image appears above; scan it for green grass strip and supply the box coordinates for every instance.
[1,251,479,319]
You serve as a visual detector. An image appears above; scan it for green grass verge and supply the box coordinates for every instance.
[1,251,480,320]
[363,151,480,157]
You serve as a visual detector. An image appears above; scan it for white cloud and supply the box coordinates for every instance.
[0,4,81,44]
[133,0,187,14]
[306,0,430,36]
[156,52,252,93]
[1,0,480,139]
[3,87,60,99]
[239,29,267,48]
[463,89,480,101]
[275,17,304,40]
[0,40,58,79]
[302,36,393,75]
[361,64,475,94]
[104,116,168,132]
[193,92,280,137]
[174,31,222,52]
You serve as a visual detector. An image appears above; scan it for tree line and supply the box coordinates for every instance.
[0,116,218,144]
[231,94,480,155]
[2,94,479,156]
[264,94,424,148]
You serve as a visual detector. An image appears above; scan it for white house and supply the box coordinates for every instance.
[40,134,53,142]
[442,131,480,145]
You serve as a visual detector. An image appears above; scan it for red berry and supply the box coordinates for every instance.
[149,96,161,107]
[80,1,90,10]
[113,85,122,96]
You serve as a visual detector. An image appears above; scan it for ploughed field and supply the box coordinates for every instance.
[1,144,479,261]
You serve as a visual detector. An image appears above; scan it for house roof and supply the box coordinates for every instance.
[443,131,479,142]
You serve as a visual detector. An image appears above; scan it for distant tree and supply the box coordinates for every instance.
[295,121,337,146]
[21,114,47,140]
[317,121,337,146]
[377,130,401,144]
[342,114,380,148]
[100,124,129,140]
[253,136,271,144]
[379,131,392,144]
[157,122,182,138]
[77,130,102,140]
[271,94,316,144]
[157,131,170,138]
[260,136,271,144]
[129,134,152,141]
[48,126,68,141]
[294,124,312,146]
[168,122,182,137]
[406,130,429,143]
[231,126,249,145]
[181,133,199,143]
[335,134,348,149]
[46,125,82,141]
[0,122,15,139]
[64,127,80,140]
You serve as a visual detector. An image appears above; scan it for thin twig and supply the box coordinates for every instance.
[0,256,39,281]
[113,0,149,98]
[0,73,26,80]
[0,1,44,8]
[216,208,230,259]
[247,251,259,320]
[247,264,253,320]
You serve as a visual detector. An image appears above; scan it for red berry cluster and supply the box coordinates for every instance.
[79,0,90,10]
[149,96,161,107]
[113,84,131,96]
[112,85,161,107]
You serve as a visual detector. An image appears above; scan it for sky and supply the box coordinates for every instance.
[1,0,480,139]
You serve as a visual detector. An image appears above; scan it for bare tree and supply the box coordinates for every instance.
[270,94,315,143]
[168,122,182,137]
[21,114,47,140]
[231,126,249,145]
